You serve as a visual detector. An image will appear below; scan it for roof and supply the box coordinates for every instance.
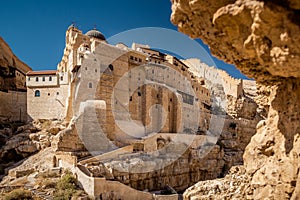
[26,70,57,76]
[85,29,106,40]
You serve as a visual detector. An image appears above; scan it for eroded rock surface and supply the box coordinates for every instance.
[171,0,300,199]
[0,120,65,180]
[171,0,300,81]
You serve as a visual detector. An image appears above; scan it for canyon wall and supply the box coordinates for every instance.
[171,0,300,199]
[0,37,31,122]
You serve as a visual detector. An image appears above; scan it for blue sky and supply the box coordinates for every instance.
[0,0,248,79]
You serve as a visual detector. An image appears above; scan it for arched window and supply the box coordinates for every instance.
[35,90,40,97]
[49,76,52,81]
[61,76,63,81]
[109,64,114,71]
[42,77,45,81]
[89,82,92,88]
[35,77,39,82]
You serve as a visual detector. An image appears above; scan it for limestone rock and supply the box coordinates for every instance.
[171,0,300,199]
[171,0,300,82]
[0,120,65,179]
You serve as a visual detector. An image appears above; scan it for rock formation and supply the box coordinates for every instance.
[0,37,30,74]
[171,0,300,199]
[0,120,65,180]
[0,37,31,91]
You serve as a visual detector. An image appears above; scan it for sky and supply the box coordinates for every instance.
[0,0,248,79]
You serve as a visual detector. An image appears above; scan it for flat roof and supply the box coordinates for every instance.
[27,70,57,76]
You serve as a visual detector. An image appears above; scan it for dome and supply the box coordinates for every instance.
[85,29,106,40]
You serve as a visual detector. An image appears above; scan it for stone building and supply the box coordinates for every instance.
[26,70,69,120]
[26,25,211,140]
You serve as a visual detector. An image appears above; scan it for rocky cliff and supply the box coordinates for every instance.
[0,37,31,75]
[0,37,31,91]
[171,0,300,199]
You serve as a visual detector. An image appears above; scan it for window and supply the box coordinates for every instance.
[138,91,141,96]
[89,82,92,88]
[56,92,59,95]
[35,77,39,82]
[129,96,132,101]
[109,64,114,71]
[48,93,50,96]
[42,77,45,81]
[61,76,63,81]
[28,77,30,81]
[35,90,40,97]
[95,69,97,73]
[49,76,52,81]
[139,58,142,62]
[130,56,134,60]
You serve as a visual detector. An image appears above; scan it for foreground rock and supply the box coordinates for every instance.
[171,0,300,199]
[0,120,65,179]
[184,166,251,199]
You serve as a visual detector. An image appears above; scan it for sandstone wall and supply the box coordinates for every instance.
[27,85,69,120]
[75,166,154,200]
[0,91,27,122]
[184,58,244,98]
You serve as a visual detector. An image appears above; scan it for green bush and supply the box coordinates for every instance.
[53,171,77,200]
[4,188,32,200]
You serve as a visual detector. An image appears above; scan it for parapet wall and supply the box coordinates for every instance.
[0,90,27,122]
[75,166,154,200]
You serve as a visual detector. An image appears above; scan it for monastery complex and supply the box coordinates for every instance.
[0,25,257,199]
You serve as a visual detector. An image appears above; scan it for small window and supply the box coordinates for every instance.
[42,77,45,81]
[48,93,50,96]
[35,77,39,82]
[95,69,97,73]
[56,92,59,95]
[28,77,30,81]
[35,90,40,97]
[109,64,114,71]
[49,76,52,81]
[130,96,132,101]
[61,76,63,81]
[89,82,92,88]
[139,58,142,62]
[138,91,141,96]
[130,56,134,60]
